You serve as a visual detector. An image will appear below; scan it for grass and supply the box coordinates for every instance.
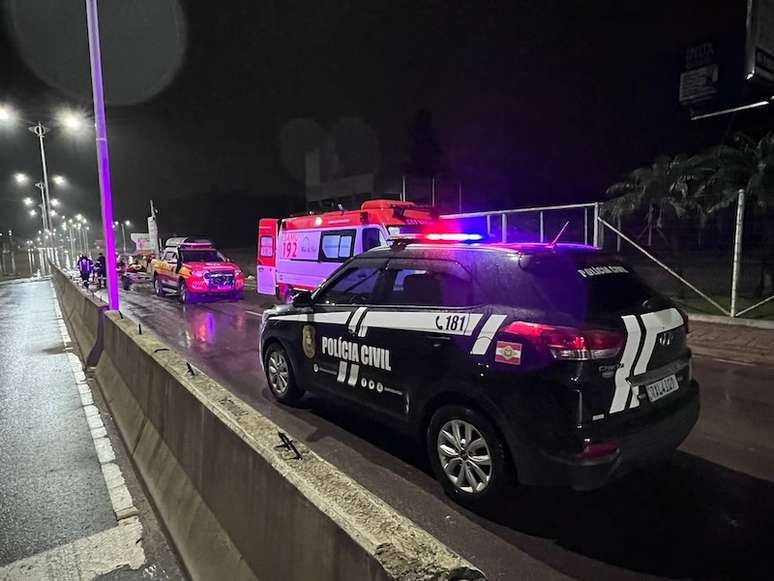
[669,292,774,320]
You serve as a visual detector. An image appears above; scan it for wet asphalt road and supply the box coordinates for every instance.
[109,282,774,581]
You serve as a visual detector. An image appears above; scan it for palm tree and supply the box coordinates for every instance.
[606,154,710,241]
[698,133,774,296]
[604,154,712,298]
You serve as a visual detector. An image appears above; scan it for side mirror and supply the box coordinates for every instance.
[291,290,313,308]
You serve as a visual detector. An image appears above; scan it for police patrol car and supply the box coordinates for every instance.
[259,232,700,506]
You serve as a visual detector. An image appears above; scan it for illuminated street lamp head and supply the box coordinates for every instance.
[49,210,57,217]
[52,175,67,186]
[29,209,37,217]
[14,172,29,185]
[0,104,18,123]
[50,198,61,208]
[23,197,34,206]
[57,108,87,133]
[124,220,131,226]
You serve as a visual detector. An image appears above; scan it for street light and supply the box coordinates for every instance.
[0,104,17,123]
[50,198,61,208]
[52,175,67,186]
[0,105,87,263]
[29,209,37,217]
[56,109,87,133]
[23,197,34,206]
[14,172,29,185]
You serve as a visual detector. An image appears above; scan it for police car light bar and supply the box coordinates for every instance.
[425,233,483,242]
[388,231,485,244]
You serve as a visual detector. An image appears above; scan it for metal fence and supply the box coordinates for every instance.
[440,193,774,320]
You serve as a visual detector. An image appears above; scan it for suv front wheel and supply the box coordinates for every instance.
[264,343,304,404]
[178,279,192,304]
[427,404,511,507]
[153,275,165,297]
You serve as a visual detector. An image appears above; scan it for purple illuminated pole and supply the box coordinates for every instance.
[85,0,119,309]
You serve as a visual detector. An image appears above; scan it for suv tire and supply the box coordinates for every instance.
[264,343,304,404]
[179,279,192,304]
[427,404,511,508]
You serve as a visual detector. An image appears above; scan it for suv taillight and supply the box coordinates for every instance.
[500,322,624,360]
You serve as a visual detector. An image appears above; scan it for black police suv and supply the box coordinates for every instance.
[259,239,699,506]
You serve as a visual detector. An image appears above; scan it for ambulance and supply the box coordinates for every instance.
[257,200,436,301]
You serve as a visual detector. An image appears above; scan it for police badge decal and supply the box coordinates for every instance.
[302,325,316,359]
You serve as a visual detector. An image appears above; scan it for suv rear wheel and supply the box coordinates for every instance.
[427,404,511,507]
[264,343,304,404]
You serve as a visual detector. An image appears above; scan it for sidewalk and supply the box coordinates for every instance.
[688,314,774,368]
[0,278,184,580]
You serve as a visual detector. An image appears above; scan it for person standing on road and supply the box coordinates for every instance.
[77,254,92,288]
[96,253,106,289]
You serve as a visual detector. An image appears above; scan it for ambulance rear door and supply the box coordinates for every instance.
[257,218,278,295]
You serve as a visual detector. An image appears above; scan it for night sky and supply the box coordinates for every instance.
[1,0,773,244]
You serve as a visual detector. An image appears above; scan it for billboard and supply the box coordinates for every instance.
[746,0,774,85]
[679,42,719,105]
[130,232,153,251]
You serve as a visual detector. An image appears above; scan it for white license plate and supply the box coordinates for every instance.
[645,375,679,402]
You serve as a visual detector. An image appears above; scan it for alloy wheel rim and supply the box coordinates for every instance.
[267,351,289,395]
[437,419,492,494]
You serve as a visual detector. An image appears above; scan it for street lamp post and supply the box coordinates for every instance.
[34,182,49,232]
[86,0,119,309]
[30,123,53,235]
[1,105,86,264]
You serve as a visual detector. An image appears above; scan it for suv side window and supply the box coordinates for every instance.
[382,262,474,307]
[316,265,381,305]
[164,251,177,262]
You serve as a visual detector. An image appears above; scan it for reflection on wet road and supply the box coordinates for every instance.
[113,284,774,581]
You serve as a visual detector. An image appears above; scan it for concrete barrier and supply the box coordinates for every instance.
[93,310,486,581]
[50,265,107,367]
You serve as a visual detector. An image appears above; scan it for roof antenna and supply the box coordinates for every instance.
[549,221,570,247]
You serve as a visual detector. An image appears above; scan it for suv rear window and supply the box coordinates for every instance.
[480,251,667,319]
